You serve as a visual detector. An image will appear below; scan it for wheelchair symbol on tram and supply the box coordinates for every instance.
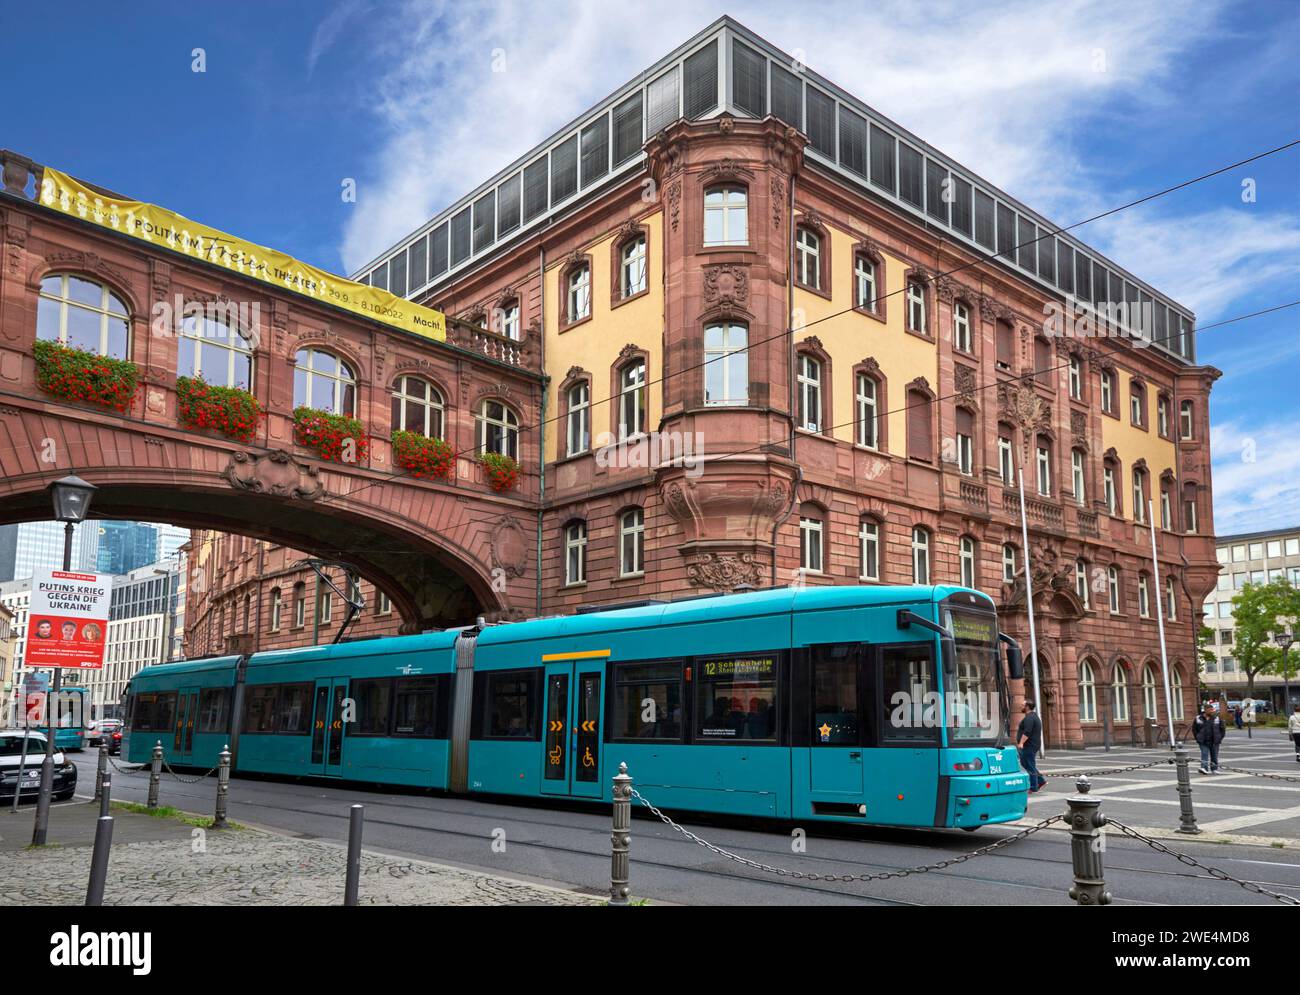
[582,746,595,768]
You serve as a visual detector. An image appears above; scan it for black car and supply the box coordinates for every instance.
[87,719,123,750]
[0,731,78,802]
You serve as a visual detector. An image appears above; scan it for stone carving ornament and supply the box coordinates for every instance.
[223,450,324,500]
[686,552,762,591]
[702,264,750,309]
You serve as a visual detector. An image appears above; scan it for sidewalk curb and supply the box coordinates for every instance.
[1008,816,1300,850]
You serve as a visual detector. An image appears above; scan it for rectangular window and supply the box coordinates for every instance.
[1058,241,1074,294]
[771,63,803,131]
[197,687,229,734]
[646,68,680,137]
[450,208,471,267]
[813,646,860,746]
[1037,228,1055,282]
[999,436,1014,485]
[695,655,778,741]
[478,670,539,739]
[612,93,643,166]
[859,521,879,580]
[898,143,923,208]
[950,175,972,235]
[926,159,948,222]
[869,124,895,193]
[550,135,578,204]
[351,678,392,736]
[496,174,521,236]
[430,222,449,277]
[1075,252,1092,302]
[580,115,609,188]
[392,677,439,737]
[996,204,1015,260]
[683,41,718,119]
[243,685,278,734]
[805,86,836,158]
[800,517,823,573]
[278,683,313,734]
[388,248,407,298]
[974,190,996,250]
[611,661,682,740]
[879,645,937,744]
[731,39,766,117]
[1017,216,1035,270]
[839,106,868,177]
[472,191,495,254]
[409,235,428,290]
[522,158,548,224]
[370,260,388,291]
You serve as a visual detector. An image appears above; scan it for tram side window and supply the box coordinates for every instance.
[812,645,860,746]
[278,683,313,734]
[479,670,539,739]
[694,655,778,742]
[352,679,392,736]
[243,686,279,734]
[879,645,939,744]
[197,688,230,733]
[393,678,439,737]
[133,692,168,731]
[611,661,682,740]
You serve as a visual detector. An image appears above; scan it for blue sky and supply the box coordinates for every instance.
[2,0,1297,532]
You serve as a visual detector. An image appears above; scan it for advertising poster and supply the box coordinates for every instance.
[24,568,111,670]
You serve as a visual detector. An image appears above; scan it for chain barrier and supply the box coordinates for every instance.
[160,756,218,784]
[1107,819,1300,906]
[630,788,1062,882]
[105,754,149,775]
[1044,758,1173,778]
[1218,765,1300,784]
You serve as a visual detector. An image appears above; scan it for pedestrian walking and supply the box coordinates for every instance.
[1192,703,1225,774]
[1289,704,1300,763]
[1234,704,1243,730]
[1017,700,1046,793]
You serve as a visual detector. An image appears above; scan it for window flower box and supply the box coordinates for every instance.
[293,406,368,463]
[391,430,454,481]
[176,376,263,443]
[478,451,519,492]
[34,339,138,413]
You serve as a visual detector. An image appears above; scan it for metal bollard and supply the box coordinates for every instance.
[344,804,364,906]
[609,762,632,906]
[84,815,114,906]
[146,741,162,810]
[1173,746,1201,834]
[93,741,108,804]
[98,770,112,819]
[212,745,231,829]
[1065,775,1111,906]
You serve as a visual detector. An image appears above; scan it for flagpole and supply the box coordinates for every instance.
[1017,467,1045,754]
[1148,499,1176,747]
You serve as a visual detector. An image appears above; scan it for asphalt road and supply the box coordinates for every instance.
[64,748,1300,907]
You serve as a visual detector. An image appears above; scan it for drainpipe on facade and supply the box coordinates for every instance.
[775,171,798,587]
[536,244,546,618]
[312,571,321,646]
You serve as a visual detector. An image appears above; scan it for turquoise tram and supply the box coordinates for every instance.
[123,585,1029,830]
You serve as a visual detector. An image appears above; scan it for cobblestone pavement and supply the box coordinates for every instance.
[1,821,602,906]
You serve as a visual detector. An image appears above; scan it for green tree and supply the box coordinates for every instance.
[1230,580,1300,698]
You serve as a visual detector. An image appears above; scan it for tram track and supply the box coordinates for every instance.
[77,762,1300,903]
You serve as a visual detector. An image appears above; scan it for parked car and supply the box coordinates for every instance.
[0,730,77,802]
[87,719,123,747]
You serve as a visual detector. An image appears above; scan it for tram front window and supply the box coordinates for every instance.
[944,609,1003,744]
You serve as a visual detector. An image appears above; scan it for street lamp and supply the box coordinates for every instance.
[1276,628,1295,719]
[31,474,97,846]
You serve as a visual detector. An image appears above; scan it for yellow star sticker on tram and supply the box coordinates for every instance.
[818,723,832,741]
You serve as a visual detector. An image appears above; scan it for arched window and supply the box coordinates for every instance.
[1179,400,1194,440]
[953,301,972,353]
[1108,565,1120,614]
[858,519,879,581]
[1112,666,1129,722]
[906,279,927,333]
[997,423,1015,485]
[955,408,975,475]
[294,348,357,414]
[496,299,521,340]
[1142,663,1159,720]
[995,319,1015,371]
[1182,482,1199,534]
[1035,435,1052,496]
[795,227,821,290]
[1103,457,1120,515]
[1002,543,1017,583]
[1166,576,1178,620]
[1130,379,1147,428]
[243,593,252,632]
[1068,355,1082,399]
[854,253,879,313]
[566,263,591,323]
[959,536,976,588]
[1075,559,1090,608]
[704,323,748,406]
[796,354,822,432]
[856,373,878,449]
[566,381,590,456]
[619,235,647,299]
[619,508,645,577]
[478,399,519,458]
[907,386,933,461]
[1100,369,1115,414]
[1138,572,1150,617]
[564,522,587,586]
[178,312,253,388]
[617,360,646,439]
[37,274,130,359]
[1079,660,1097,723]
[1157,394,1171,438]
[703,185,748,246]
[293,582,306,629]
[799,508,824,573]
[911,527,930,584]
[269,587,282,631]
[391,376,445,438]
[1034,337,1051,386]
[1132,467,1148,524]
[1172,668,1184,720]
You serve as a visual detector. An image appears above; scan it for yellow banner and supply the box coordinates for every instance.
[39,167,445,343]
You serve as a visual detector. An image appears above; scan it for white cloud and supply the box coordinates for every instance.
[307,0,370,77]
[1210,418,1300,534]
[334,0,1235,272]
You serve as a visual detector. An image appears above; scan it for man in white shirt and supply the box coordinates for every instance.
[1288,705,1300,763]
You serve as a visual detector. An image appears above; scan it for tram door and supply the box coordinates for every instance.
[861,644,939,826]
[172,685,200,763]
[540,661,604,799]
[309,679,348,776]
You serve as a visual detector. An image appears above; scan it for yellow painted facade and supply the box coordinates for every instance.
[1099,361,1177,524]
[543,212,664,463]
[793,220,937,449]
